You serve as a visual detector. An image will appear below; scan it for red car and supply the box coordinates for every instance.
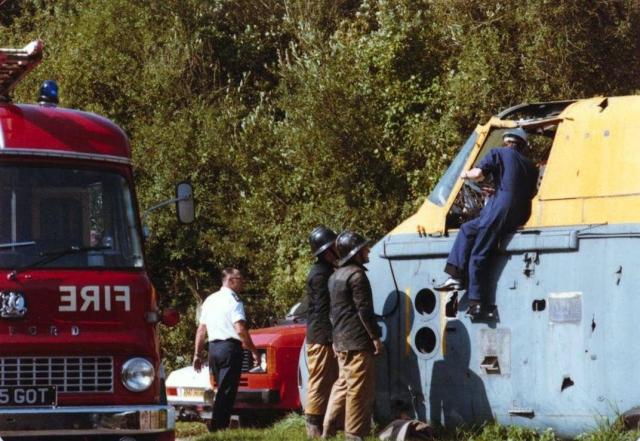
[167,305,306,424]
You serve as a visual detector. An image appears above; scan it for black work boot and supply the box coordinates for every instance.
[322,421,338,439]
[305,414,323,438]
[466,301,496,319]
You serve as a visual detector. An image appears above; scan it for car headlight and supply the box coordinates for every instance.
[260,351,267,371]
[121,358,155,392]
[249,349,268,373]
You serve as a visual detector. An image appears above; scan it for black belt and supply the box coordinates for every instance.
[211,338,241,345]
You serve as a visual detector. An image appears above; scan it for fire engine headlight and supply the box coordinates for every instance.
[121,358,155,392]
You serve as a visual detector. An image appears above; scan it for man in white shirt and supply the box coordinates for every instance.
[193,267,259,431]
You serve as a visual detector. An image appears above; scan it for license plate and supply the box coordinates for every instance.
[181,387,204,399]
[0,386,57,407]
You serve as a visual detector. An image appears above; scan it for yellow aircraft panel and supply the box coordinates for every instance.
[532,96,640,226]
[392,95,640,236]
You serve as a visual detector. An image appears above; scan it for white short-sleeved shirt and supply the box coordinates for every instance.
[199,286,246,342]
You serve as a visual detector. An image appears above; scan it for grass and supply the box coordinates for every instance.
[175,414,640,441]
[175,421,209,439]
[175,414,379,441]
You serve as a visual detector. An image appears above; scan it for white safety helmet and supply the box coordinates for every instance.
[503,127,528,144]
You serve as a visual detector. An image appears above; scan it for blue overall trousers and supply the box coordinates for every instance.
[446,147,538,303]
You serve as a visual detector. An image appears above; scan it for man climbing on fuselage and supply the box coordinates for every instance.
[435,128,539,318]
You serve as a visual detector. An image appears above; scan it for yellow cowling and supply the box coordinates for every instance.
[531,95,640,227]
[391,95,640,236]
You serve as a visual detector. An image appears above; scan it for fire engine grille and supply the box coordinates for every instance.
[0,357,114,393]
[241,350,253,372]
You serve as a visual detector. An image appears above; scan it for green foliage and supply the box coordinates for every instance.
[176,421,208,439]
[160,303,199,373]
[4,0,640,382]
[458,423,558,441]
[575,417,640,441]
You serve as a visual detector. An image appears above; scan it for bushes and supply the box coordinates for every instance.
[4,0,640,365]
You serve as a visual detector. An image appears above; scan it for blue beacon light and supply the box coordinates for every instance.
[38,80,59,105]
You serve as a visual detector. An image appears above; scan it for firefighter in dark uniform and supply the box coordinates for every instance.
[323,230,382,441]
[304,226,339,438]
[435,128,539,317]
[192,267,259,431]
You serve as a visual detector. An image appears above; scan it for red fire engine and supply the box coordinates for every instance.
[0,41,192,440]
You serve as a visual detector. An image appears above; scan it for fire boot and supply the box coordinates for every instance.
[305,414,323,438]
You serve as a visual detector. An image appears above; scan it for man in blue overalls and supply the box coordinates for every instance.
[435,128,539,317]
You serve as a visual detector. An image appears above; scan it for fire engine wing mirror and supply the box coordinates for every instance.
[176,182,195,224]
[142,181,195,229]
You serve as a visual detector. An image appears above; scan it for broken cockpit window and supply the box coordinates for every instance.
[427,132,478,207]
[445,116,563,230]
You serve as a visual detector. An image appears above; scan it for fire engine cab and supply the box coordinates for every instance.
[0,41,192,440]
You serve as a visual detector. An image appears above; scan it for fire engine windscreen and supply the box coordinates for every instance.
[0,165,143,269]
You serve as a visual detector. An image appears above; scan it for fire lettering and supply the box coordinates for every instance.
[80,286,99,312]
[58,286,131,312]
[114,286,130,311]
[104,286,112,311]
[59,286,76,312]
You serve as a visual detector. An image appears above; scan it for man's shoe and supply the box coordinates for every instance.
[205,419,219,432]
[434,277,463,292]
[466,302,482,318]
[466,302,496,319]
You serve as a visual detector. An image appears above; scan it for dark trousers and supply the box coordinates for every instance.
[446,196,526,303]
[208,339,243,430]
[446,216,503,303]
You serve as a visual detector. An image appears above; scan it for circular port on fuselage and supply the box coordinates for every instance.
[415,288,437,316]
[414,326,437,355]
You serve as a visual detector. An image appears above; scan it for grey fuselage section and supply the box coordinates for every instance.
[368,223,638,438]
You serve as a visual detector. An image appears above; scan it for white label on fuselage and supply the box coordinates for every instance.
[58,286,131,312]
